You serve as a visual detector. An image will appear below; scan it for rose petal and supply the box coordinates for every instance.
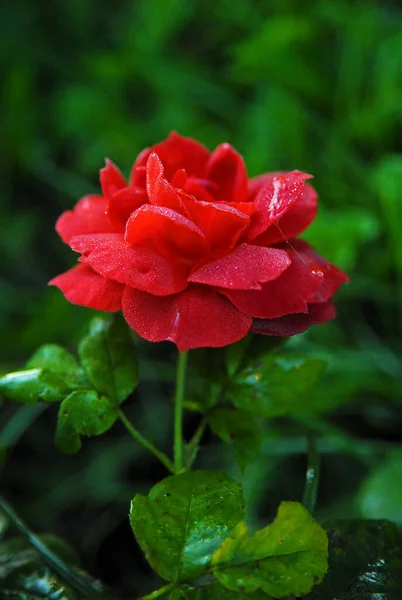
[189,245,290,290]
[107,187,148,231]
[179,194,250,251]
[277,239,350,303]
[246,171,312,240]
[100,159,126,198]
[122,285,251,351]
[130,147,151,187]
[70,233,188,296]
[222,246,324,318]
[206,143,248,203]
[49,263,123,311]
[146,153,185,212]
[131,132,210,184]
[253,183,318,245]
[251,301,337,336]
[125,204,207,261]
[56,195,115,244]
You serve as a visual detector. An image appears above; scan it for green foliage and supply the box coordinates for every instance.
[0,315,138,453]
[358,451,402,525]
[130,471,245,583]
[2,0,402,596]
[207,408,262,471]
[0,535,84,600]
[55,390,119,454]
[27,344,89,390]
[306,519,402,599]
[228,355,327,418]
[0,368,70,404]
[78,315,138,406]
[212,501,328,598]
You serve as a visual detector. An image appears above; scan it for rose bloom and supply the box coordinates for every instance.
[50,133,349,351]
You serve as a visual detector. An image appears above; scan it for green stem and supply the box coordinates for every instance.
[185,416,208,470]
[118,409,175,474]
[0,495,107,600]
[174,350,189,473]
[140,582,175,600]
[302,434,320,515]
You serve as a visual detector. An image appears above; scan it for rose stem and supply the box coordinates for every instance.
[118,409,175,474]
[173,350,189,473]
[302,433,320,514]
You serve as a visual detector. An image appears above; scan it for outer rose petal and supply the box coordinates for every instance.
[49,264,123,311]
[131,132,210,183]
[287,240,350,303]
[100,159,126,198]
[146,153,185,212]
[246,171,312,241]
[125,204,207,261]
[56,195,115,244]
[122,285,251,352]
[206,143,248,204]
[252,301,337,336]
[107,187,148,231]
[189,245,290,290]
[253,184,318,245]
[222,247,324,318]
[70,233,189,296]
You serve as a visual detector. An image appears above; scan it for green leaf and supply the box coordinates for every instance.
[212,501,328,598]
[224,334,286,378]
[229,355,327,418]
[130,471,245,583]
[305,519,402,599]
[0,368,69,404]
[358,450,402,525]
[55,390,118,454]
[27,344,89,390]
[207,408,262,471]
[78,315,138,405]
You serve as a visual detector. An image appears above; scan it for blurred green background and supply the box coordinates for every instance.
[1,0,402,596]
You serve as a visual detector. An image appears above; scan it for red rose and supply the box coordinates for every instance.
[50,132,349,351]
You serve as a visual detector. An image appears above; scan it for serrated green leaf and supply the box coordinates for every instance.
[229,355,327,418]
[207,408,262,471]
[212,501,328,598]
[0,369,69,404]
[305,519,402,599]
[55,390,118,454]
[78,315,138,405]
[130,471,245,583]
[358,451,402,525]
[27,344,89,390]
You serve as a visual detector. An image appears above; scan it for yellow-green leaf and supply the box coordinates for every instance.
[212,501,328,598]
